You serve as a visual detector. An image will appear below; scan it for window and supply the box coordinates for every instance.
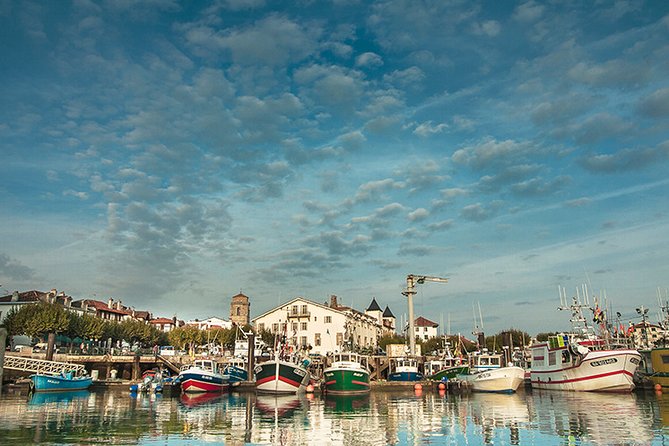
[325,316,332,323]
[292,305,298,315]
[272,323,279,332]
[301,322,307,331]
[315,333,321,346]
[292,322,298,332]
[300,336,307,346]
[258,323,265,331]
[281,323,287,332]
[301,304,308,314]
[549,351,556,366]
[236,307,241,316]
[336,333,343,345]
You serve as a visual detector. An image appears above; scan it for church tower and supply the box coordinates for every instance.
[230,291,250,326]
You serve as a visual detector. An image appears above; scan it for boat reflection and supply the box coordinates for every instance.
[532,390,653,445]
[255,393,305,418]
[323,393,370,413]
[179,391,228,408]
[29,390,90,405]
[466,392,530,445]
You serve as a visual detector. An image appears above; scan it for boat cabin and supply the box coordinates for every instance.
[469,350,504,373]
[530,335,589,370]
[390,357,420,373]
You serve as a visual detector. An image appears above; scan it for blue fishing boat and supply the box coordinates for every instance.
[30,371,93,392]
[388,357,424,382]
[223,358,249,385]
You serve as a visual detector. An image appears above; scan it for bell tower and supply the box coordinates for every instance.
[230,291,250,326]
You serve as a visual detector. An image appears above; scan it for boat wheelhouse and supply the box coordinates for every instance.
[388,356,423,382]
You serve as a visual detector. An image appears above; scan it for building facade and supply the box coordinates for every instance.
[414,316,439,341]
[252,296,382,356]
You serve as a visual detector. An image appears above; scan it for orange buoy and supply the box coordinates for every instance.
[306,384,315,393]
[655,383,663,392]
[438,382,446,390]
[414,383,422,391]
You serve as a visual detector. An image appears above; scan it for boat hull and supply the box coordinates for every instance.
[224,365,249,384]
[323,367,370,394]
[30,374,92,392]
[531,349,640,392]
[467,366,525,393]
[649,348,669,388]
[254,360,310,394]
[179,370,229,393]
[388,371,424,382]
[429,365,470,381]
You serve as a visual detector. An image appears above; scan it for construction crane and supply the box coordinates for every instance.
[403,274,449,356]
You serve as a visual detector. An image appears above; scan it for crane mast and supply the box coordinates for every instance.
[403,274,449,356]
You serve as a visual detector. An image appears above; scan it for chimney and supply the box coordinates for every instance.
[115,300,123,310]
[11,291,19,302]
[330,295,338,308]
[108,298,113,309]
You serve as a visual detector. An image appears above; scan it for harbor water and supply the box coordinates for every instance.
[0,387,667,445]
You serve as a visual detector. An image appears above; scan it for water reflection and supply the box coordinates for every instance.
[0,388,664,445]
[531,390,654,445]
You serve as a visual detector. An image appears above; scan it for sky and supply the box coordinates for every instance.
[1,0,668,336]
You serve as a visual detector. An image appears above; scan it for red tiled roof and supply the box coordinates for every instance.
[415,316,438,327]
[0,290,46,303]
[150,317,175,325]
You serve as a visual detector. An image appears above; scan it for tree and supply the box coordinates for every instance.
[484,328,531,352]
[379,333,406,351]
[419,336,443,355]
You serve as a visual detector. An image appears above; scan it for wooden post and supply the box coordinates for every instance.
[247,333,255,381]
[46,332,56,361]
[0,328,7,391]
[133,353,141,380]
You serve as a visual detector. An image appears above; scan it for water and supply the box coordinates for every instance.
[0,387,667,445]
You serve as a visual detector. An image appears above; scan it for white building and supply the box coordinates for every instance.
[414,316,439,341]
[252,295,382,356]
[185,316,233,331]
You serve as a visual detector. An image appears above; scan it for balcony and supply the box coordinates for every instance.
[287,311,311,319]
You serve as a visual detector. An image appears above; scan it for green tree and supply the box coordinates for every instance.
[379,334,406,351]
[419,336,444,355]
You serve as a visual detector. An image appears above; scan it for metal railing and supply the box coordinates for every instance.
[3,354,86,376]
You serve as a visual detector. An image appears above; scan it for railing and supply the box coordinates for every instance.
[3,354,86,376]
[287,311,311,318]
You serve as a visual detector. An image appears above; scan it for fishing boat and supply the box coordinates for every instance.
[459,350,525,393]
[223,357,249,385]
[254,357,311,394]
[254,331,311,394]
[649,347,669,388]
[388,356,423,381]
[323,352,371,394]
[530,335,641,392]
[530,286,641,392]
[30,370,92,392]
[426,337,469,381]
[178,359,230,393]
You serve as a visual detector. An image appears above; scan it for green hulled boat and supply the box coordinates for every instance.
[427,364,470,381]
[323,352,371,395]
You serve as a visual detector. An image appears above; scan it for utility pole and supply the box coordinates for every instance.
[403,274,448,356]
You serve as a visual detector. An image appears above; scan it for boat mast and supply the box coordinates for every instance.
[403,274,448,356]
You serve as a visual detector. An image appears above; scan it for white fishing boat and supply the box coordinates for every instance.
[530,335,640,392]
[460,350,525,393]
[530,286,641,392]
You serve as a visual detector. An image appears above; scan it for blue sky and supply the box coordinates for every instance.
[1,0,668,336]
